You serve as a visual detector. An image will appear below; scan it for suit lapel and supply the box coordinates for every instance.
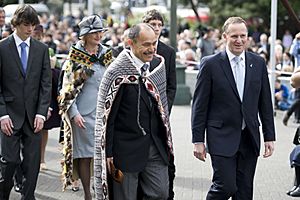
[156,40,163,55]
[26,38,36,77]
[149,56,160,72]
[243,52,254,99]
[8,36,25,77]
[140,83,152,111]
[220,51,240,100]
[132,82,151,111]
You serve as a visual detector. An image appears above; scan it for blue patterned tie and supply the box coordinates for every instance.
[141,63,149,76]
[20,42,27,74]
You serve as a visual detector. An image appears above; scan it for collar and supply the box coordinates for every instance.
[129,51,150,71]
[13,32,31,47]
[226,47,245,62]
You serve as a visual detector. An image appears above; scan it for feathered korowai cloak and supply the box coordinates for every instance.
[94,49,174,199]
[58,43,113,191]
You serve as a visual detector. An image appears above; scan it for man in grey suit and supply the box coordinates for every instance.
[0,5,51,200]
[192,17,275,200]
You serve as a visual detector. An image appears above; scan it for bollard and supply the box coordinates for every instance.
[174,62,191,105]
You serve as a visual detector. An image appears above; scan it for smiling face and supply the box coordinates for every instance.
[84,31,104,46]
[223,22,248,56]
[129,26,157,63]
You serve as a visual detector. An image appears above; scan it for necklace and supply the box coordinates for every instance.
[81,41,100,56]
[85,46,99,55]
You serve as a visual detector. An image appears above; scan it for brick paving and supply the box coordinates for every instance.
[9,106,298,199]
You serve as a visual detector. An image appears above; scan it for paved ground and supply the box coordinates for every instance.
[9,106,298,199]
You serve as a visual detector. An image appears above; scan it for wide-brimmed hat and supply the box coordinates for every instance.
[78,14,108,37]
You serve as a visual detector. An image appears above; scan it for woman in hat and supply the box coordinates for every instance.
[58,14,113,199]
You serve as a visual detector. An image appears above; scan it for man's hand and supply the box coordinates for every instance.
[73,114,86,129]
[263,141,274,158]
[193,143,206,162]
[0,117,14,136]
[34,116,44,133]
[46,109,52,120]
[107,157,114,174]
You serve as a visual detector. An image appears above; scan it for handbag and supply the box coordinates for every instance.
[293,126,300,145]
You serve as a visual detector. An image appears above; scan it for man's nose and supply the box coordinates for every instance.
[151,46,156,53]
[29,25,35,31]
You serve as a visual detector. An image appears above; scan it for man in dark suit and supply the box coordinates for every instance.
[94,23,173,200]
[191,17,276,200]
[0,5,51,200]
[142,9,177,200]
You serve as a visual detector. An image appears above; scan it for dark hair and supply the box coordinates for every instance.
[11,4,39,27]
[222,16,247,34]
[284,52,291,58]
[34,24,43,32]
[142,9,164,26]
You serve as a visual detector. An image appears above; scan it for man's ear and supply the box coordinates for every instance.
[127,38,133,46]
[222,32,227,40]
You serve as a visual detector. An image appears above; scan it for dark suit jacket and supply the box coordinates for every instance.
[106,56,168,173]
[0,35,52,129]
[44,68,61,130]
[157,41,176,112]
[191,51,275,156]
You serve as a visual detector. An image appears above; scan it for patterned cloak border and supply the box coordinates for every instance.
[94,49,174,199]
[58,44,113,191]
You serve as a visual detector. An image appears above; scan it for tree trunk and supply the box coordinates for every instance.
[280,0,300,30]
[189,0,201,23]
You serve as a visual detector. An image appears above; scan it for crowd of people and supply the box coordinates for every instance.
[1,3,300,200]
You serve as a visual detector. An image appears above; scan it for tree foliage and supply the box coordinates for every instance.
[179,0,300,36]
[1,0,43,6]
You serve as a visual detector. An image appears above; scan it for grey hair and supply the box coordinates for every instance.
[128,23,155,42]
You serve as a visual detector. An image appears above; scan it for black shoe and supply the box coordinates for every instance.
[290,186,300,197]
[283,112,290,126]
[14,184,22,193]
[287,185,297,195]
